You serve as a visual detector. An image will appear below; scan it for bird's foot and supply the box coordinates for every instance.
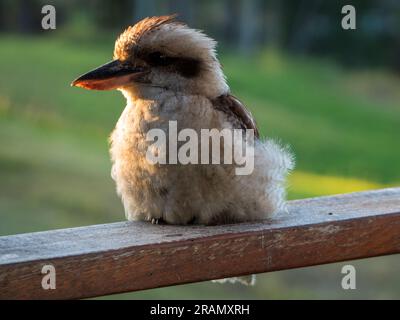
[151,218,164,225]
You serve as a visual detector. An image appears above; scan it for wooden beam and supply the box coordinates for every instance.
[1,188,400,299]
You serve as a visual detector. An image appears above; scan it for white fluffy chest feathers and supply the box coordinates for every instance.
[111,94,221,150]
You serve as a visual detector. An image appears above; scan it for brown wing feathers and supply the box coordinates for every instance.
[212,94,260,138]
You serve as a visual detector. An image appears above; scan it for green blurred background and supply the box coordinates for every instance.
[0,0,399,299]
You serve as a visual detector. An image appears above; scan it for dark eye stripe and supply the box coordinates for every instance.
[173,57,201,78]
[144,51,201,78]
[148,51,172,66]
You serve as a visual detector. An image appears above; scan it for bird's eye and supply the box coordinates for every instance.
[148,51,171,66]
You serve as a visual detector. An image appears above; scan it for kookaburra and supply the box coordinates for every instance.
[72,15,294,226]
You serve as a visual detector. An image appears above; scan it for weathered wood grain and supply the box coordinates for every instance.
[0,187,399,299]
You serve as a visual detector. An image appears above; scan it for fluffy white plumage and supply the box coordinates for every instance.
[73,15,294,285]
[110,89,294,225]
[107,16,294,225]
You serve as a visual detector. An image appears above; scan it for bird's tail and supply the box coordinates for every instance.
[212,274,256,286]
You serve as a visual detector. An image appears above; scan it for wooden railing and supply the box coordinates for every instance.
[0,187,399,299]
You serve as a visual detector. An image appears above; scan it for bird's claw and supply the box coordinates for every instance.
[151,218,159,224]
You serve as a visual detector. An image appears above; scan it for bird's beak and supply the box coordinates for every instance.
[71,60,147,90]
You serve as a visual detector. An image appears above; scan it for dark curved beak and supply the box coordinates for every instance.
[71,60,147,90]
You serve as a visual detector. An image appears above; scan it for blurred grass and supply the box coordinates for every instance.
[0,35,399,299]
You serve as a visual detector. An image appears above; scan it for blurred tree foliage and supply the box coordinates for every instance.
[0,0,399,70]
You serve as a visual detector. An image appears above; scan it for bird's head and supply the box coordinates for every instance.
[72,15,228,99]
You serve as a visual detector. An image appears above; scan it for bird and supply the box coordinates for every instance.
[72,15,294,227]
